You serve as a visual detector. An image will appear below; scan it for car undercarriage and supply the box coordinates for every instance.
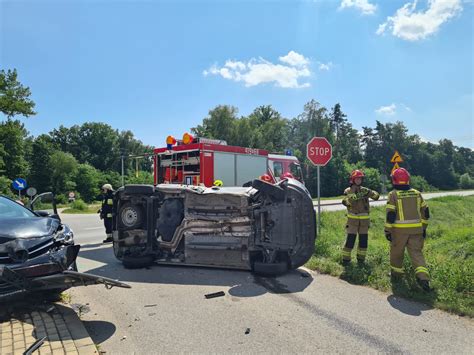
[112,179,316,275]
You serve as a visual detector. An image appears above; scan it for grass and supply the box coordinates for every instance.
[305,195,474,317]
[62,203,100,214]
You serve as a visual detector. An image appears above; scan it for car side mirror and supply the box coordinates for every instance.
[35,210,50,217]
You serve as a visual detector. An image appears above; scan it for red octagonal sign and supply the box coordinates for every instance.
[307,137,332,166]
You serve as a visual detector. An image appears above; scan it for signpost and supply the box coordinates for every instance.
[390,150,403,175]
[12,178,27,200]
[26,187,37,197]
[307,137,333,234]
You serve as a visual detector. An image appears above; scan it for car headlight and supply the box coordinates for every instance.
[55,224,74,244]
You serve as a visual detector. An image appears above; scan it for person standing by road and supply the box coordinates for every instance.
[99,183,114,243]
[341,170,380,265]
[384,168,431,291]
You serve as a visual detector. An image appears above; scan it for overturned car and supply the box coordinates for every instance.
[0,194,130,302]
[112,178,316,275]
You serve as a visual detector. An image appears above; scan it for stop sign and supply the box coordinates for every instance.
[307,137,332,166]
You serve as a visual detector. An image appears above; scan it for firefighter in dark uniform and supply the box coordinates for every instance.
[99,183,114,243]
[341,170,380,265]
[385,168,431,291]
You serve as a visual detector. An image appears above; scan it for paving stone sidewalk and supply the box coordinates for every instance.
[0,302,97,355]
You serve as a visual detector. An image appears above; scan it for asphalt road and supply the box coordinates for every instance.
[64,191,474,354]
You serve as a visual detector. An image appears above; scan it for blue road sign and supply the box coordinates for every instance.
[12,178,27,191]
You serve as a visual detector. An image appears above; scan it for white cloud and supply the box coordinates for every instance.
[318,61,333,71]
[377,0,463,41]
[375,103,397,115]
[400,103,412,112]
[203,51,312,89]
[339,0,377,15]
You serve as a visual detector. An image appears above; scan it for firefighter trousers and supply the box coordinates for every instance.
[390,233,429,281]
[104,217,113,234]
[342,233,368,262]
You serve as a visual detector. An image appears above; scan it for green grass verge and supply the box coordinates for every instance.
[305,195,474,317]
[62,204,100,214]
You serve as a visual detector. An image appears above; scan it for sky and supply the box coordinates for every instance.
[1,0,473,149]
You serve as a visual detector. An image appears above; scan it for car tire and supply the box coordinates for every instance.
[122,255,154,269]
[124,184,154,195]
[252,261,288,276]
[118,203,144,229]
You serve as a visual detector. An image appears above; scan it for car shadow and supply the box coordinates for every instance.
[76,243,314,298]
[81,320,117,344]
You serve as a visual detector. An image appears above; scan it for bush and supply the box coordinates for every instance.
[459,173,474,189]
[0,176,14,197]
[71,199,88,211]
[410,175,436,192]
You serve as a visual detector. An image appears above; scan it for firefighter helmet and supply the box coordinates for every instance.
[350,170,365,184]
[102,183,113,191]
[260,174,272,183]
[213,180,223,187]
[391,167,410,185]
[281,172,295,180]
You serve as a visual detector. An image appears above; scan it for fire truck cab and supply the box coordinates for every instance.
[154,134,303,187]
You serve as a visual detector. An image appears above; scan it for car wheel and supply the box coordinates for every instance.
[113,241,123,260]
[118,203,144,229]
[252,261,288,276]
[122,255,154,269]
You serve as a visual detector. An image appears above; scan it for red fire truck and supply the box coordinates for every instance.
[153,133,303,187]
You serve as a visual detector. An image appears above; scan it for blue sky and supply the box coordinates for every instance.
[1,0,473,148]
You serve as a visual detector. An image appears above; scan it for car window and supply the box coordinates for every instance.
[0,196,36,218]
[273,161,283,180]
[290,163,303,180]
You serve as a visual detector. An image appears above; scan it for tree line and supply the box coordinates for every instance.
[1,69,473,202]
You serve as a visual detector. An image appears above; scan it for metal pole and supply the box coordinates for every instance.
[317,165,321,234]
[121,155,125,187]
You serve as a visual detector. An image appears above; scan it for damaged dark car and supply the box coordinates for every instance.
[0,193,130,302]
[112,178,316,275]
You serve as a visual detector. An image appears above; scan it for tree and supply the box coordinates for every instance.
[0,69,36,118]
[192,105,239,143]
[50,151,78,194]
[0,120,29,179]
[28,135,54,193]
[75,164,102,202]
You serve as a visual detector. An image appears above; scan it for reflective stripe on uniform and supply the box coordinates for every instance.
[347,213,370,220]
[397,198,405,221]
[106,213,113,218]
[386,204,396,210]
[421,219,428,225]
[391,265,404,274]
[393,223,423,228]
[107,199,114,205]
[393,219,422,228]
[357,249,367,256]
[415,266,429,276]
[417,197,421,218]
[342,250,352,257]
[384,223,393,229]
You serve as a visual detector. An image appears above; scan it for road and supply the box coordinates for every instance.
[64,191,474,354]
[314,189,474,211]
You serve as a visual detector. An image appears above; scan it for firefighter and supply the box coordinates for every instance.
[341,170,380,265]
[99,183,114,243]
[385,168,431,292]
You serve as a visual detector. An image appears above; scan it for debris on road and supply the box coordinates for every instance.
[24,336,46,355]
[245,328,251,335]
[205,291,225,299]
[144,304,157,307]
[121,336,127,341]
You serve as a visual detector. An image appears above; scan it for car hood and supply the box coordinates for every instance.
[0,217,60,243]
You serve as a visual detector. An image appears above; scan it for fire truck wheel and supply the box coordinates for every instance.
[118,203,144,229]
[252,261,288,276]
[122,255,154,269]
